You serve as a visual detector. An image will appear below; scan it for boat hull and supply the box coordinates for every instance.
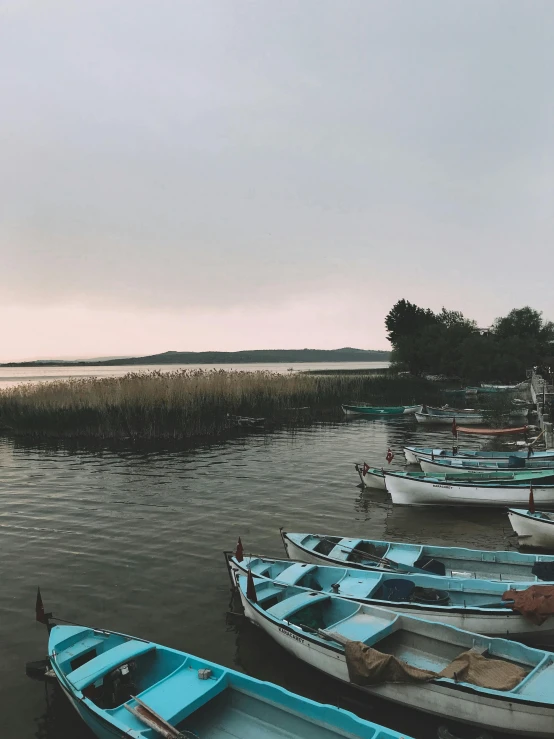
[404,447,554,465]
[342,404,421,416]
[385,474,554,508]
[355,464,387,490]
[419,459,554,474]
[228,558,554,643]
[239,592,554,737]
[508,510,554,550]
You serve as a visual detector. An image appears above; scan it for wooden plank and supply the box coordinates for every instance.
[124,695,185,739]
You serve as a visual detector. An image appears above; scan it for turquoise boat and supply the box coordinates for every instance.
[48,623,409,739]
[342,403,421,417]
[404,446,554,465]
[225,552,554,642]
[281,529,554,581]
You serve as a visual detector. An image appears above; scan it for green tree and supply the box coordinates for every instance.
[385,300,437,347]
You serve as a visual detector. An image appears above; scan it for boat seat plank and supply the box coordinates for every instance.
[109,665,227,727]
[267,592,329,621]
[67,640,155,691]
[329,539,363,562]
[331,612,395,645]
[274,563,317,586]
[58,634,107,664]
[386,544,421,566]
[257,585,286,604]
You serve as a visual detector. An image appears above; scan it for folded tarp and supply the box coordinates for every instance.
[345,642,529,691]
[503,584,554,625]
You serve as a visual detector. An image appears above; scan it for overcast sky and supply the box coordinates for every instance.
[1,1,553,360]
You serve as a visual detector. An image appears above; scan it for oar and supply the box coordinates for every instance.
[315,535,441,576]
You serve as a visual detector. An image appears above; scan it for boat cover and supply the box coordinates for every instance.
[503,585,554,625]
[344,642,528,691]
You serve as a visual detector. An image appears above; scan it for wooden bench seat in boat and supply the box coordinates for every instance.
[67,640,155,692]
[328,539,363,562]
[274,563,317,586]
[266,592,329,621]
[109,661,227,727]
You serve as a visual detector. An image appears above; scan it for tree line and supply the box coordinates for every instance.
[385,301,554,382]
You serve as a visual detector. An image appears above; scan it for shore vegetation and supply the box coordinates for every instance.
[0,369,440,440]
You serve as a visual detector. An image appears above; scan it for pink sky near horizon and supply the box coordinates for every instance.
[1,2,553,362]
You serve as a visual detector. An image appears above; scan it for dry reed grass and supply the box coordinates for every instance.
[0,369,437,439]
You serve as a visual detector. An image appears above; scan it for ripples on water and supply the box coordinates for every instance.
[2,417,517,738]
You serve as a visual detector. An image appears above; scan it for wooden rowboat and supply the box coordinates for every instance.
[48,622,409,739]
[508,509,554,550]
[403,447,554,465]
[237,575,554,737]
[226,552,554,643]
[280,530,554,582]
[383,469,554,508]
[342,404,421,416]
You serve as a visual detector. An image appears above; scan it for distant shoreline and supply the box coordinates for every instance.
[1,348,390,368]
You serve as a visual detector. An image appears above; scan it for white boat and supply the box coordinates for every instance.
[354,463,387,490]
[403,446,554,465]
[508,509,554,550]
[415,409,528,425]
[384,470,554,508]
[238,575,554,737]
[420,457,554,474]
[226,552,554,643]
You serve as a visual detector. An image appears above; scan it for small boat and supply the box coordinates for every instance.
[354,464,544,493]
[508,508,554,550]
[420,457,554,474]
[237,575,554,736]
[342,404,421,416]
[403,446,554,465]
[225,552,554,642]
[384,469,554,508]
[415,409,528,425]
[229,414,266,427]
[48,622,409,739]
[355,463,387,490]
[280,530,554,581]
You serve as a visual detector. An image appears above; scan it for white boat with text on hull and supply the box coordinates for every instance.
[384,469,554,508]
[237,574,554,737]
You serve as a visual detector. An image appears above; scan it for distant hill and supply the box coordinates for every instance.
[2,348,390,367]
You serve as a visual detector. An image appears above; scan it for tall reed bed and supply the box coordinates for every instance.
[0,370,439,439]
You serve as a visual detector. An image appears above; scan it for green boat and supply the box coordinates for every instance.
[342,403,421,416]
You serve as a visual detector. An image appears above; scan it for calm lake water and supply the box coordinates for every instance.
[0,361,390,389]
[3,416,519,739]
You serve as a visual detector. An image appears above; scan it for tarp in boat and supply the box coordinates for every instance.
[344,642,528,691]
[503,584,554,625]
[456,426,528,435]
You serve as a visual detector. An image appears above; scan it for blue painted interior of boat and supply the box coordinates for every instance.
[289,532,554,580]
[50,624,412,739]
[240,577,554,703]
[236,557,526,610]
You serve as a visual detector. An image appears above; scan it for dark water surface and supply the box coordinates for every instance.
[2,418,519,739]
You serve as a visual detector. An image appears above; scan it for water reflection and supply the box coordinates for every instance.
[5,416,518,738]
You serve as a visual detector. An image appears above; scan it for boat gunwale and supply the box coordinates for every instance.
[238,578,553,708]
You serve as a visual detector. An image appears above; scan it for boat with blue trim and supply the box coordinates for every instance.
[280,530,554,581]
[48,622,411,739]
[225,552,554,642]
[342,404,421,417]
[403,447,554,465]
[508,508,554,550]
[237,574,554,736]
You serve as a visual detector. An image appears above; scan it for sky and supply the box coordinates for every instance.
[1,1,553,361]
